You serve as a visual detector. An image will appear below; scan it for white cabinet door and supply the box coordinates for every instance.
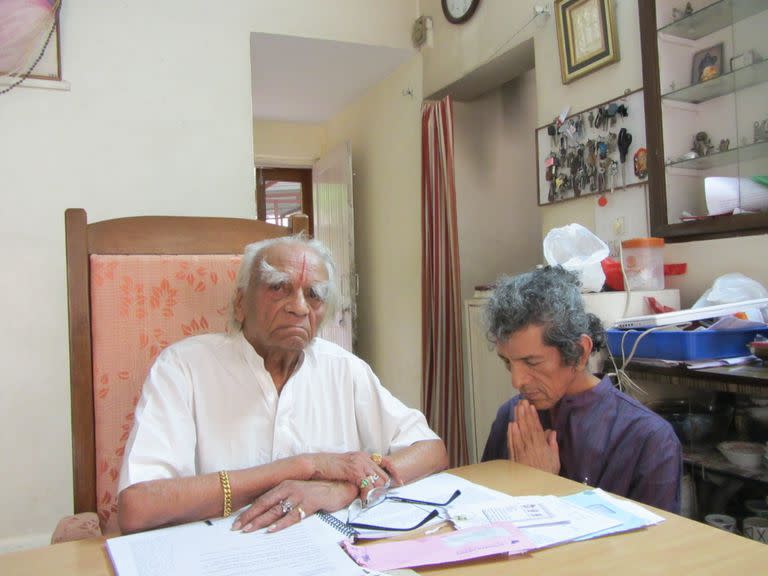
[465,299,517,463]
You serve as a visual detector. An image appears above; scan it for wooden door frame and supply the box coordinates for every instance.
[256,167,314,236]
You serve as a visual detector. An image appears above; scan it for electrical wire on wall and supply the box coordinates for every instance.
[0,0,61,95]
[482,0,634,71]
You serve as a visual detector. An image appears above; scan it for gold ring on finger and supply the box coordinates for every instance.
[371,453,383,465]
[297,506,306,521]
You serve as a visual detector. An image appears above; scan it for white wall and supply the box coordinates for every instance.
[0,0,417,551]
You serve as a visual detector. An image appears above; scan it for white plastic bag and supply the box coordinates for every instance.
[693,273,768,322]
[543,223,610,292]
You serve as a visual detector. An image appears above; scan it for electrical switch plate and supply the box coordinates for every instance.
[594,186,649,257]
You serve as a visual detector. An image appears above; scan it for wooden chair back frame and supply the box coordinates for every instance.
[64,208,308,513]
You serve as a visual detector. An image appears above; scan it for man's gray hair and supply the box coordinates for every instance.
[227,234,340,332]
[485,266,605,366]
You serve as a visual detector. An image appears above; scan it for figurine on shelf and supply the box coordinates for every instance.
[754,120,768,143]
[692,131,714,157]
[718,139,730,152]
[672,2,693,20]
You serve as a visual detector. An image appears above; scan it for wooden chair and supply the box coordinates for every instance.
[55,209,308,541]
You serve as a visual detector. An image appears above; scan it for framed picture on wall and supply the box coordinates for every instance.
[555,0,619,84]
[0,0,62,81]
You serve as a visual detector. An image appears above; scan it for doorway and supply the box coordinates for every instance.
[255,167,313,236]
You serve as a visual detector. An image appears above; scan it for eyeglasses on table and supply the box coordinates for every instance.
[346,488,462,532]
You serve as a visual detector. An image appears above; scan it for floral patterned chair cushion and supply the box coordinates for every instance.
[88,254,241,534]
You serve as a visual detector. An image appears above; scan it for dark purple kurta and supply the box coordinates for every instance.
[482,376,682,513]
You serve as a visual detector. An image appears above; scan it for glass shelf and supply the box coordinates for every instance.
[658,0,766,41]
[666,140,768,170]
[662,58,768,104]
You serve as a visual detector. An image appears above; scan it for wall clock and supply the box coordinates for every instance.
[441,0,481,24]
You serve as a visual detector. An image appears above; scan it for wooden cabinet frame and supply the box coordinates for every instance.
[638,0,768,242]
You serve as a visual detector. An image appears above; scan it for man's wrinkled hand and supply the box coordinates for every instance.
[309,451,395,502]
[232,480,356,533]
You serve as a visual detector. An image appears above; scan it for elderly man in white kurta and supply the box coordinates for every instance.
[117,237,448,534]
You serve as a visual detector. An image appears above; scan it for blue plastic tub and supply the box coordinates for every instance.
[606,327,768,361]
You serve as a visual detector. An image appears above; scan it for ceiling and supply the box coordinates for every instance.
[250,33,414,123]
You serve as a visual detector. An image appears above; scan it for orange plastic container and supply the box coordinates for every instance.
[602,258,687,291]
[621,237,665,290]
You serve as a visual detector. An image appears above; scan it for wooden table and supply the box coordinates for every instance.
[3,460,768,575]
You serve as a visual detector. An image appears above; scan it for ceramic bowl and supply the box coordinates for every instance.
[717,441,764,469]
[650,400,732,446]
[749,407,768,425]
[745,499,768,519]
[747,408,768,442]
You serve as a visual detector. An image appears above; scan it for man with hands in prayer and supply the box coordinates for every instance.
[481,266,682,513]
[117,236,447,534]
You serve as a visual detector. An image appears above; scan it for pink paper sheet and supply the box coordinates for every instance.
[340,522,533,571]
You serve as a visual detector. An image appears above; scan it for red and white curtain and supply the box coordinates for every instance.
[421,96,468,468]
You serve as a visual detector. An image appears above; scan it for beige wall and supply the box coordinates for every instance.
[421,0,538,97]
[0,0,418,551]
[253,120,327,167]
[454,69,542,304]
[664,235,768,307]
[325,56,425,409]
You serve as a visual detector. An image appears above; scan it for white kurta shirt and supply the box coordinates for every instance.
[118,332,438,491]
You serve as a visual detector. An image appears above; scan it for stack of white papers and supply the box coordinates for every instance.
[562,488,664,540]
[445,484,663,549]
[107,514,371,576]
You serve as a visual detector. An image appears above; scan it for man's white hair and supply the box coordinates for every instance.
[227,235,339,332]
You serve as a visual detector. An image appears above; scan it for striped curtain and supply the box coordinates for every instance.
[421,96,468,468]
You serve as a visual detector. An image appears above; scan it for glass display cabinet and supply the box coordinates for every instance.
[639,0,768,240]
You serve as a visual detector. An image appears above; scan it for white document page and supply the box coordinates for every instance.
[106,514,368,576]
[451,494,622,549]
[517,499,622,548]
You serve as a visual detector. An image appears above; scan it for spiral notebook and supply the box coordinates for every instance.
[317,511,360,540]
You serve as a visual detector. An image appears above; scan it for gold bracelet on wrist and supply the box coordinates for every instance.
[218,470,232,518]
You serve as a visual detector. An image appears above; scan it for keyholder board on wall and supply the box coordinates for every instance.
[536,89,647,206]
